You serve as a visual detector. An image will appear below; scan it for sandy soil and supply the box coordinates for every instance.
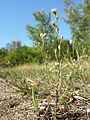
[0,78,90,120]
[0,78,36,120]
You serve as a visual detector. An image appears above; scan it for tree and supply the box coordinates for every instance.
[1,46,43,67]
[64,0,90,41]
[25,11,57,61]
[26,10,72,61]
[6,40,21,51]
[64,0,90,55]
[0,48,8,61]
[26,11,55,45]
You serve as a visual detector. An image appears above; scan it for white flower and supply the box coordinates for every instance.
[51,8,57,15]
[51,8,59,20]
[70,39,72,44]
[61,35,63,39]
[40,33,43,37]
[55,62,59,66]
[43,33,46,37]
[40,33,46,39]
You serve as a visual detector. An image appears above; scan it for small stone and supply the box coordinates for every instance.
[40,105,45,110]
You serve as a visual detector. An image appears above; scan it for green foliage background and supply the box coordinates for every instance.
[0,0,90,67]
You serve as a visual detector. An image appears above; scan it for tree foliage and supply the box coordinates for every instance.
[6,40,21,51]
[0,42,43,67]
[1,1,90,67]
[64,0,90,55]
[26,11,72,61]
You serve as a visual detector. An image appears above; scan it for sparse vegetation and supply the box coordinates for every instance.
[0,0,90,119]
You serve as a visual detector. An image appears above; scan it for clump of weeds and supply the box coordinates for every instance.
[1,8,90,116]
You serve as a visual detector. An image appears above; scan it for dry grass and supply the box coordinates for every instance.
[0,57,90,120]
[0,57,90,101]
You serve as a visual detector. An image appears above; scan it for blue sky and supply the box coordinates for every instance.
[0,0,83,48]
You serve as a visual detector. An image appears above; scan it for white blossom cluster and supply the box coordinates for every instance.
[51,8,59,21]
[40,33,46,40]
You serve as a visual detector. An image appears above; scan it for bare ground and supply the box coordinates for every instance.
[0,78,90,120]
[0,78,36,120]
